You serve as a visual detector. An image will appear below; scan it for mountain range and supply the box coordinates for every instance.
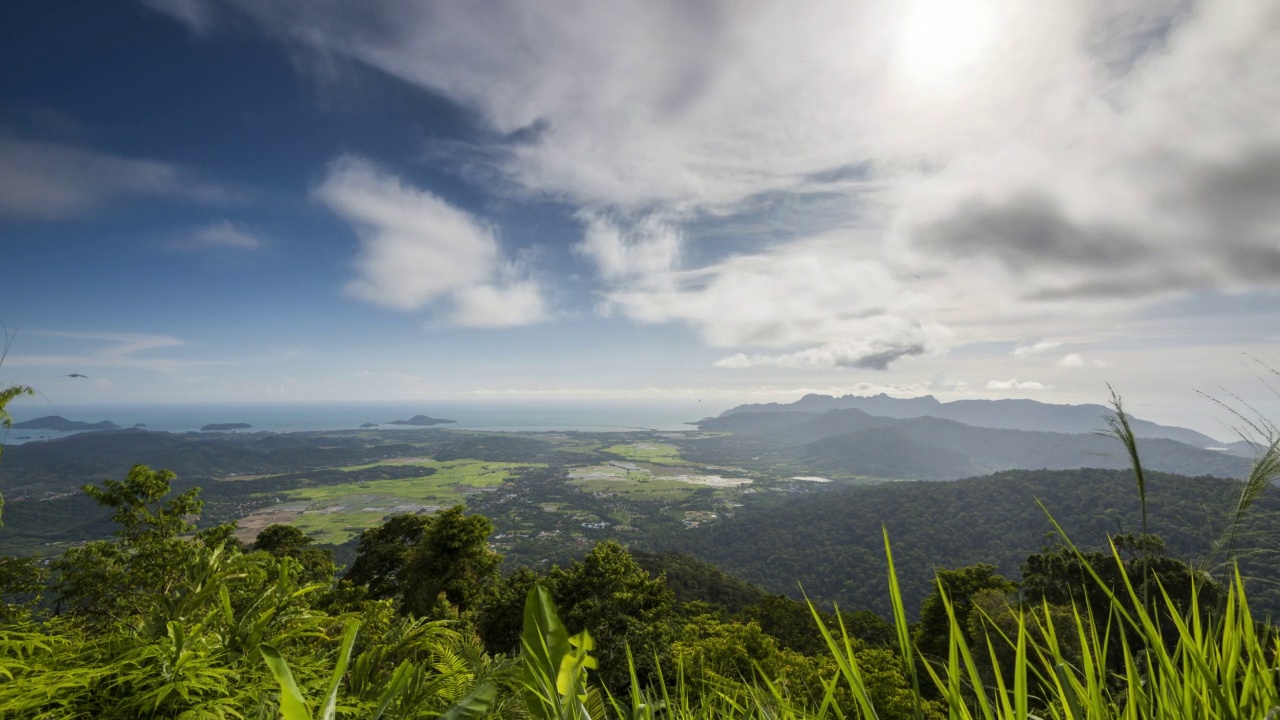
[717,393,1235,448]
[698,395,1255,480]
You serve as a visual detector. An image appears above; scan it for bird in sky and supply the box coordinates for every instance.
[63,373,88,378]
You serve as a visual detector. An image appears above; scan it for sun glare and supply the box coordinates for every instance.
[897,0,997,91]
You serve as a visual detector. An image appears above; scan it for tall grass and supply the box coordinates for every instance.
[511,529,1279,720]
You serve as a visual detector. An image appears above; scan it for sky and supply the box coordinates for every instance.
[1,0,1278,436]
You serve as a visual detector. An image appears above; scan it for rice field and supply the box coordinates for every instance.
[601,442,688,464]
[237,459,540,544]
[567,461,751,499]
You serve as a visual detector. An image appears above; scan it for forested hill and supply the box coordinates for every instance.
[696,408,1251,479]
[663,468,1280,618]
[715,393,1228,448]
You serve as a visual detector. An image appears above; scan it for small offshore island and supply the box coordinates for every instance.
[200,423,253,431]
[12,416,120,431]
[387,415,455,426]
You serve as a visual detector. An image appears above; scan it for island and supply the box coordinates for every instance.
[200,423,253,431]
[12,416,120,431]
[359,423,379,428]
[388,415,456,426]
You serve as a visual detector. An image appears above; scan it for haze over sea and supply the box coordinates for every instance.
[1,400,713,445]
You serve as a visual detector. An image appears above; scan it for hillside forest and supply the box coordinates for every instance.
[1,387,1279,718]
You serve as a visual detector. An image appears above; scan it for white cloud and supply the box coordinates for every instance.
[1057,352,1110,368]
[314,156,547,326]
[154,0,1280,367]
[0,135,227,219]
[985,379,1055,391]
[927,372,968,392]
[715,337,934,371]
[1013,340,1064,358]
[580,222,947,369]
[168,220,261,251]
[451,282,548,328]
[575,213,681,282]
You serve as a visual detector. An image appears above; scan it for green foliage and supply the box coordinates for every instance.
[346,513,433,600]
[521,585,604,720]
[399,506,503,618]
[542,541,677,692]
[51,465,234,626]
[255,524,338,586]
[670,467,1280,616]
[0,381,35,524]
[1,471,508,719]
[913,564,1017,662]
[477,540,678,693]
[632,550,765,613]
[0,555,46,618]
[5,396,1280,720]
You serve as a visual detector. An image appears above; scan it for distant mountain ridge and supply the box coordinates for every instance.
[696,406,1251,480]
[718,393,1225,448]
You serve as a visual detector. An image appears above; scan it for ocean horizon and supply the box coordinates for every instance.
[0,399,718,445]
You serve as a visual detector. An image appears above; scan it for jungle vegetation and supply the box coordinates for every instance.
[0,392,1278,718]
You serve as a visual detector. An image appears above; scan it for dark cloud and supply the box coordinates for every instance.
[1180,148,1280,281]
[848,343,926,370]
[917,144,1280,302]
[919,193,1149,271]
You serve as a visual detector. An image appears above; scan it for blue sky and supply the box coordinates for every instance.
[2,0,1278,435]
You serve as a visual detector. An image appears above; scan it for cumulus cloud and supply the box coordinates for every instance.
[151,0,1280,366]
[167,220,261,252]
[1057,352,1109,368]
[0,135,227,219]
[451,282,548,328]
[314,156,546,327]
[1013,340,1064,358]
[579,218,946,369]
[575,213,681,282]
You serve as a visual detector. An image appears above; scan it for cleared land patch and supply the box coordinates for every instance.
[237,459,539,544]
[601,442,687,465]
[567,462,751,499]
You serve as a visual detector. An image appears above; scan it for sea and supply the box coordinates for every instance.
[1,400,718,445]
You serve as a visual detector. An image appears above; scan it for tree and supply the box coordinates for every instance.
[477,566,541,655]
[913,563,1017,662]
[1020,533,1225,675]
[344,512,431,599]
[0,361,35,523]
[743,593,829,655]
[51,464,227,624]
[399,506,502,617]
[543,541,677,692]
[252,523,336,585]
[0,555,46,618]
